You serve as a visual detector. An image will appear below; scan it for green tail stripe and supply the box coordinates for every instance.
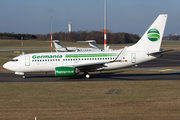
[148,34,160,39]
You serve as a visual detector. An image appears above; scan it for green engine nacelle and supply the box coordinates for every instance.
[55,67,75,77]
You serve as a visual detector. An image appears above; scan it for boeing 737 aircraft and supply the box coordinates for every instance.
[53,40,103,52]
[3,14,169,78]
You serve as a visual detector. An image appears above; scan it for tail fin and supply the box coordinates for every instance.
[77,40,101,50]
[53,40,64,49]
[129,14,167,52]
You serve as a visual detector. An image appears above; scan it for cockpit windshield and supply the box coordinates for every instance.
[11,59,18,62]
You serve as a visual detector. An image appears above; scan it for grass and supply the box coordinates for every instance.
[0,39,98,48]
[0,39,179,49]
[162,40,180,45]
[0,81,180,119]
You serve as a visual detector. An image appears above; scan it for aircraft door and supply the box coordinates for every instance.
[25,56,30,66]
[131,53,136,63]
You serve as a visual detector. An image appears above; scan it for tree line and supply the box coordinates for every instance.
[36,30,140,44]
[163,34,180,41]
[1,32,179,43]
[0,31,140,44]
[0,33,37,40]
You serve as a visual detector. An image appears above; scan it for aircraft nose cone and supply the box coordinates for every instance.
[3,62,10,70]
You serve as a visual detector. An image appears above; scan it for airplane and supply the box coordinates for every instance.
[53,40,103,52]
[3,14,170,79]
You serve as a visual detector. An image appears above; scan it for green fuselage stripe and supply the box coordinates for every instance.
[65,53,118,58]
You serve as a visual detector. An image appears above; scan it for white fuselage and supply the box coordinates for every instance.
[3,48,158,73]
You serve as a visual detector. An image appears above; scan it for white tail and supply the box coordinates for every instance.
[53,40,64,49]
[129,14,168,52]
[77,40,101,50]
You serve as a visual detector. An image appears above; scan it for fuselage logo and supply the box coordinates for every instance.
[32,54,62,59]
[147,28,160,42]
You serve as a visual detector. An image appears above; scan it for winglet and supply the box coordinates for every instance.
[113,46,127,61]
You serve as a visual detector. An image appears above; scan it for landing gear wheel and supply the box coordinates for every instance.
[85,74,90,79]
[83,72,90,78]
[22,75,26,79]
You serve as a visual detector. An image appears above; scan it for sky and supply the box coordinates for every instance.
[0,0,180,36]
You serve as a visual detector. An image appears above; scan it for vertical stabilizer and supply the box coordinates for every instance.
[129,14,167,52]
[53,40,64,49]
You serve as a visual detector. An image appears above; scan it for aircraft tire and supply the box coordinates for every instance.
[22,75,26,79]
[85,74,90,79]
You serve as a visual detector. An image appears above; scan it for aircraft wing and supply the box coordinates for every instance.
[56,61,109,71]
[147,49,175,55]
[56,48,126,71]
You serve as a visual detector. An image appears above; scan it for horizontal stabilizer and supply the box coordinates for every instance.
[147,49,176,55]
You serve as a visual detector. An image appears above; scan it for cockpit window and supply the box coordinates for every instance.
[11,59,18,62]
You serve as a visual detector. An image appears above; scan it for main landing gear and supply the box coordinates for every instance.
[22,75,26,79]
[84,72,90,79]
